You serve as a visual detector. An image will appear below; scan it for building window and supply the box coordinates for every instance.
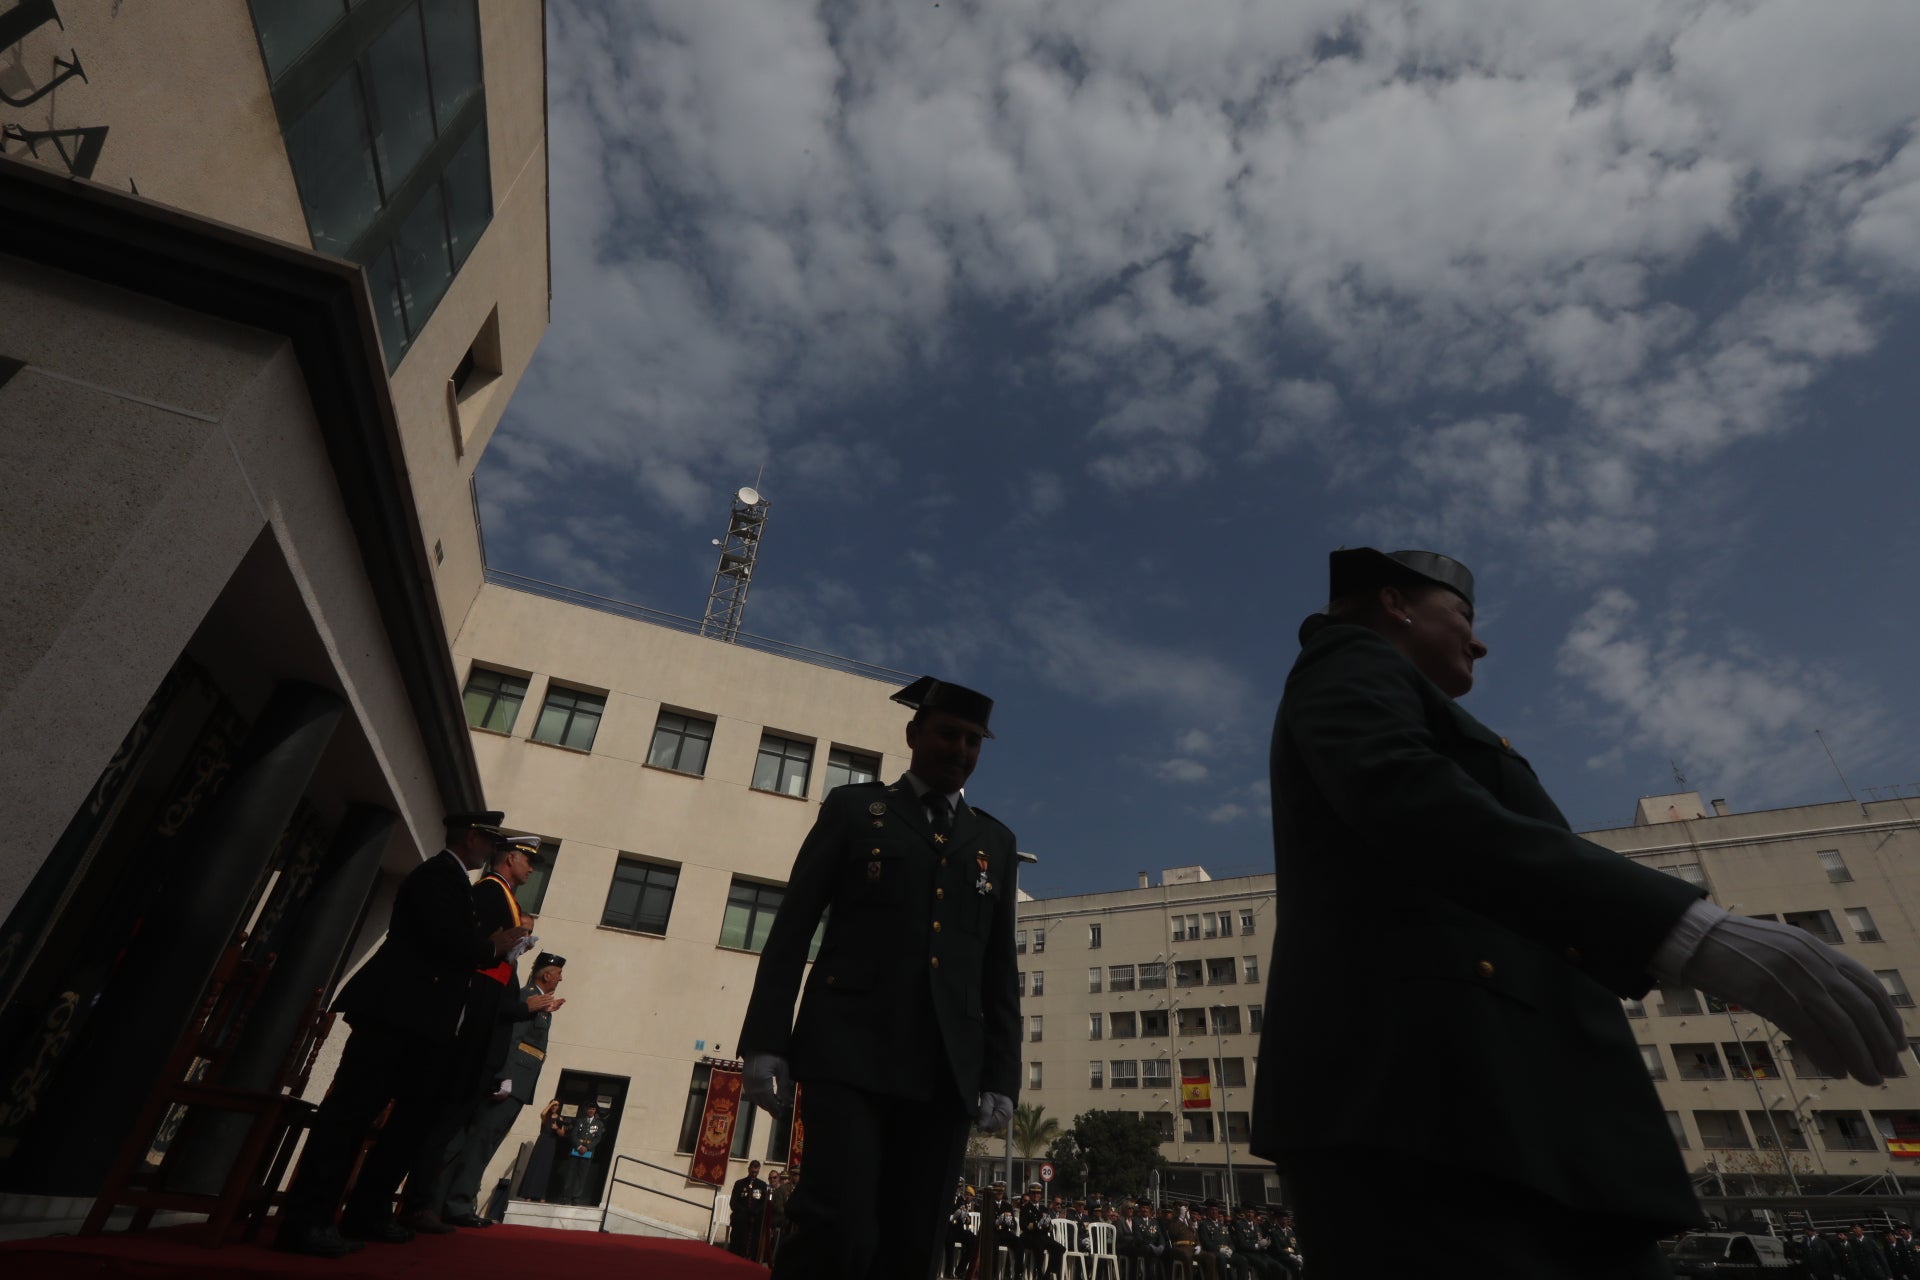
[1089,923,1103,949]
[647,710,715,775]
[731,1098,759,1160]
[1108,965,1135,993]
[1817,1110,1878,1152]
[1240,909,1256,936]
[1847,907,1884,943]
[1109,1061,1138,1090]
[1224,1111,1252,1143]
[1142,1059,1171,1088]
[1138,962,1166,991]
[1029,1062,1043,1090]
[1202,913,1219,940]
[1655,986,1702,1017]
[1782,910,1843,946]
[1622,998,1646,1018]
[1088,967,1102,994]
[462,667,527,732]
[719,879,785,953]
[1174,960,1204,988]
[1088,1013,1103,1041]
[1674,1043,1727,1081]
[1819,848,1852,883]
[1144,1111,1174,1142]
[1783,1042,1834,1079]
[1218,911,1234,937]
[1666,1112,1689,1150]
[1015,931,1027,956]
[1877,970,1915,1008]
[1031,971,1045,996]
[1016,971,1026,998]
[1722,1040,1778,1080]
[1177,1008,1209,1037]
[1242,955,1259,984]
[1671,863,1706,887]
[1750,1111,1808,1150]
[1210,1006,1241,1036]
[1693,1110,1751,1150]
[1032,930,1046,954]
[1110,1012,1136,1039]
[1030,1016,1043,1044]
[515,839,560,913]
[767,1104,796,1164]
[1248,1005,1263,1035]
[1206,958,1237,985]
[1089,1061,1104,1089]
[1639,1045,1666,1080]
[753,733,814,798]
[1141,1009,1169,1037]
[1183,1113,1216,1143]
[676,1063,713,1153]
[532,685,605,752]
[823,746,881,794]
[601,856,679,935]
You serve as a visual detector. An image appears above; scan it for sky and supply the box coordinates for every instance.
[477,0,1920,899]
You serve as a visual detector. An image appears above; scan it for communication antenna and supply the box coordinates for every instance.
[701,477,769,643]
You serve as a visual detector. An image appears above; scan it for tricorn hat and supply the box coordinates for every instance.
[891,676,995,737]
[1328,547,1474,606]
[533,952,566,971]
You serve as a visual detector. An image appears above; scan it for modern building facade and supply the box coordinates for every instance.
[1007,792,1920,1214]
[0,0,548,1212]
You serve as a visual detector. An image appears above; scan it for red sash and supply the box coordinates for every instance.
[477,874,521,986]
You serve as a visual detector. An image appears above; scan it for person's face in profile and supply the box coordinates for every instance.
[1388,584,1487,697]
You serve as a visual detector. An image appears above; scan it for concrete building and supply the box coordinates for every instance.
[1007,793,1920,1215]
[0,0,549,1219]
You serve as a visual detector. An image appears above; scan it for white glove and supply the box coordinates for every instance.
[492,1079,512,1101]
[1663,901,1906,1084]
[507,933,538,963]
[743,1052,792,1113]
[974,1092,1013,1133]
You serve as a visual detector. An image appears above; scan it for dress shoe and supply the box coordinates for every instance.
[340,1216,417,1244]
[397,1208,457,1235]
[273,1224,365,1257]
[443,1211,493,1228]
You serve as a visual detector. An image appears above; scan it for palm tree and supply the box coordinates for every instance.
[1011,1103,1061,1187]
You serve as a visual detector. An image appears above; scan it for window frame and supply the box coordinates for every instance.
[461,665,527,733]
[531,683,606,752]
[752,731,816,799]
[600,854,680,936]
[647,709,716,776]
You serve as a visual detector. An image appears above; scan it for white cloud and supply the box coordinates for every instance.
[1205,802,1249,825]
[1155,759,1210,783]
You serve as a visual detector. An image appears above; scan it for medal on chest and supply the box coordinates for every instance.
[975,850,992,895]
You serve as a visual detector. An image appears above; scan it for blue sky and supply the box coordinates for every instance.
[478,0,1920,898]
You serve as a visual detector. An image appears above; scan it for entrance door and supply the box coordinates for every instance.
[552,1069,629,1207]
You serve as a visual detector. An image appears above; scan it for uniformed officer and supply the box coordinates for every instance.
[556,1103,605,1205]
[436,950,567,1227]
[274,811,532,1258]
[1018,1184,1067,1279]
[729,1160,771,1260]
[1251,547,1905,1277]
[738,676,1021,1279]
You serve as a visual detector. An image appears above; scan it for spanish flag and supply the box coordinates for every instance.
[1181,1075,1211,1111]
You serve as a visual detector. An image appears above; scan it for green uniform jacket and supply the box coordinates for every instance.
[738,777,1022,1111]
[1249,625,1705,1229]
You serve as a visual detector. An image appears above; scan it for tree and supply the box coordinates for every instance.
[1063,1110,1169,1200]
[1011,1102,1062,1184]
[1045,1132,1086,1191]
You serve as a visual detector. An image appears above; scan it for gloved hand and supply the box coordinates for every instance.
[507,933,538,963]
[974,1092,1013,1133]
[1666,901,1906,1084]
[743,1052,792,1114]
[492,1078,512,1101]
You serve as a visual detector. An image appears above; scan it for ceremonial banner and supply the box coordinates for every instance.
[1180,1075,1211,1110]
[689,1067,743,1186]
[787,1083,805,1169]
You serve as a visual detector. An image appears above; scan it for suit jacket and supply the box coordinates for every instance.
[335,850,495,1037]
[737,777,1021,1111]
[1249,625,1705,1228]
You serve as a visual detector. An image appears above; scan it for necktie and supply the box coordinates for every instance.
[926,792,951,836]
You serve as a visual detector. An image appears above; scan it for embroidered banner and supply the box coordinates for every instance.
[1180,1074,1212,1110]
[689,1067,743,1186]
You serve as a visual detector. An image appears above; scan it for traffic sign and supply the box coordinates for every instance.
[1039,1162,1055,1183]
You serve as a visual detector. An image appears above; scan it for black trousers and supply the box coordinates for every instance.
[282,1022,449,1231]
[771,1079,971,1280]
[397,1005,496,1214]
[1289,1153,1674,1279]
[437,1094,524,1218]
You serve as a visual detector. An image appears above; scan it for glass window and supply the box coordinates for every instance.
[1141,1059,1170,1088]
[1202,913,1218,939]
[1639,1045,1666,1080]
[364,244,409,369]
[1666,1111,1688,1150]
[1183,1113,1215,1143]
[1783,910,1843,945]
[1848,907,1883,942]
[1089,1061,1103,1090]
[249,0,349,81]
[284,69,383,254]
[823,747,881,794]
[1016,971,1026,997]
[1109,1061,1138,1089]
[1692,1110,1750,1149]
[532,685,604,752]
[1210,1006,1241,1036]
[676,1062,711,1153]
[1240,909,1256,936]
[1144,1111,1173,1142]
[1029,1016,1043,1043]
[1655,986,1702,1017]
[422,0,484,128]
[1015,931,1027,955]
[462,666,527,732]
[767,1106,795,1164]
[1224,1111,1251,1143]
[1248,1005,1263,1035]
[1242,955,1259,983]
[1877,970,1915,1007]
[1141,1009,1169,1037]
[1110,1012,1136,1039]
[719,879,784,953]
[1031,971,1044,996]
[1028,1062,1042,1090]
[1177,1008,1209,1037]
[1622,998,1646,1018]
[1174,960,1203,988]
[753,733,814,798]
[394,181,454,335]
[1819,848,1852,883]
[1088,967,1101,994]
[1032,930,1046,954]
[1138,962,1165,991]
[516,840,559,913]
[1671,863,1706,886]
[1108,965,1134,992]
[1088,1013,1102,1041]
[601,856,678,935]
[648,711,714,775]
[442,121,492,267]
[1088,923,1102,949]
[731,1098,758,1159]
[363,6,437,190]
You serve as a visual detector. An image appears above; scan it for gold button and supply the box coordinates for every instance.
[939,857,948,867]
[936,888,945,899]
[1475,961,1495,977]
[933,921,943,933]
[872,848,882,855]
[931,956,941,969]
[826,975,836,985]
[1564,946,1581,963]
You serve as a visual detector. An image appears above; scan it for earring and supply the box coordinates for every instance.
[1401,617,1413,626]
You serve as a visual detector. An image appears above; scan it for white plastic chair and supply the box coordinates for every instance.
[1085,1221,1122,1280]
[1052,1217,1094,1280]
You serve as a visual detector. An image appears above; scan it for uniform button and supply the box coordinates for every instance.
[936,888,945,899]
[826,975,836,985]
[933,921,943,933]
[1475,961,1495,978]
[930,956,941,969]
[939,857,948,867]
[1564,946,1581,963]
[872,848,882,855]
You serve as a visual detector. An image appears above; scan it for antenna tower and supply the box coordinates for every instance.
[701,481,769,643]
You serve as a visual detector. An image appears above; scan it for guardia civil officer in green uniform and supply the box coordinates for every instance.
[1250,548,1906,1278]
[739,676,1020,1280]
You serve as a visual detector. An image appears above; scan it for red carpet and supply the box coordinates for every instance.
[0,1223,770,1279]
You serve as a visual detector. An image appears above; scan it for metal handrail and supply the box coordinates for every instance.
[597,1153,721,1241]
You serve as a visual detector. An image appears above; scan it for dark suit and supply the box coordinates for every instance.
[436,979,553,1219]
[282,850,495,1231]
[1250,625,1705,1272]
[739,776,1021,1280]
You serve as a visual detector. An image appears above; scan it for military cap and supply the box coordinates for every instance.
[497,832,545,864]
[445,809,506,836]
[891,676,995,737]
[533,952,566,971]
[1328,547,1474,607]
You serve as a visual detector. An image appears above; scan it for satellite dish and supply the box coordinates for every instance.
[737,486,761,506]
